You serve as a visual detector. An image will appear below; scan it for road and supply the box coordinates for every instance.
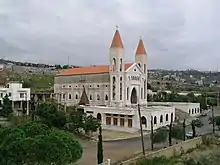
[77,109,215,165]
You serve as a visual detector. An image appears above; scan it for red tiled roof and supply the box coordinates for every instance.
[110,29,124,48]
[136,38,147,55]
[56,63,133,76]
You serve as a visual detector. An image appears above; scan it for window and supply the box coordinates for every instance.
[97,85,99,87]
[105,95,108,101]
[144,80,146,99]
[144,64,146,73]
[154,116,157,125]
[120,76,122,100]
[160,115,163,123]
[112,58,116,71]
[8,93,11,97]
[69,94,72,100]
[166,114,168,121]
[20,93,25,98]
[63,94,65,99]
[112,76,116,100]
[75,94,78,100]
[120,58,122,71]
[62,85,65,88]
[97,94,100,100]
[138,63,141,68]
[90,95,92,100]
[0,93,3,98]
[106,85,108,87]
[69,85,71,88]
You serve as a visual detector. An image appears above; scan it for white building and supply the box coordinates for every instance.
[148,102,200,117]
[53,28,180,132]
[0,82,30,115]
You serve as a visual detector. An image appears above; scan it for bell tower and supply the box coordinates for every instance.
[109,27,125,106]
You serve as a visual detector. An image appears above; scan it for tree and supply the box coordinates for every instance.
[97,126,103,165]
[209,116,220,130]
[68,110,86,134]
[153,126,168,146]
[171,124,184,140]
[36,101,67,129]
[1,94,13,117]
[67,110,100,135]
[191,119,203,138]
[84,115,101,135]
[0,122,83,165]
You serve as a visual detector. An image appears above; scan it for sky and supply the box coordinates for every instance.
[0,0,220,70]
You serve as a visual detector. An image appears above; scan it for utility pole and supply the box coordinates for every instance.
[212,106,215,134]
[150,115,154,151]
[183,119,186,141]
[217,92,219,107]
[137,104,145,156]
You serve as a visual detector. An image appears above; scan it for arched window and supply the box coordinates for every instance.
[141,116,147,128]
[171,113,173,122]
[112,58,116,71]
[197,108,200,113]
[89,95,92,100]
[120,76,122,100]
[75,94,78,100]
[154,116,157,125]
[160,115,163,123]
[105,95,108,101]
[120,58,122,71]
[97,113,101,121]
[166,114,168,121]
[189,109,191,114]
[112,76,116,100]
[192,109,194,114]
[144,64,146,73]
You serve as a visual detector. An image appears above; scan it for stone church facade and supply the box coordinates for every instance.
[54,28,147,107]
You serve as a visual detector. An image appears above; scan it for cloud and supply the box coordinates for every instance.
[0,0,219,70]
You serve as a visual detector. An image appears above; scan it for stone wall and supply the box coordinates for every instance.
[119,137,202,165]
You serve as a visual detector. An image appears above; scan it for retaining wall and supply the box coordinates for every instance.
[118,137,202,165]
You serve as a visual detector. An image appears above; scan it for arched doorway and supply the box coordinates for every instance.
[130,87,137,104]
[97,113,102,121]
[141,116,147,128]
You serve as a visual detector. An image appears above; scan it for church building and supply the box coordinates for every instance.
[54,28,175,132]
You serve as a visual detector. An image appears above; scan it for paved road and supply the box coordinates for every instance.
[77,110,214,165]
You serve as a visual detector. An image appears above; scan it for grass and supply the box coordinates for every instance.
[0,71,54,92]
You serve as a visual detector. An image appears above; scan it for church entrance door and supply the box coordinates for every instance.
[131,87,137,104]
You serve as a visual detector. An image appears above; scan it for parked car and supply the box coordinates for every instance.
[186,132,198,139]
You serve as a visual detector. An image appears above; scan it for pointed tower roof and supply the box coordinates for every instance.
[78,88,89,105]
[110,26,124,48]
[135,38,147,55]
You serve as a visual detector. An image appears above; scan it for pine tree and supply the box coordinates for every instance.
[1,94,13,117]
[97,126,103,165]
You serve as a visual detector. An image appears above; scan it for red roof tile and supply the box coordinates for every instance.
[56,63,133,76]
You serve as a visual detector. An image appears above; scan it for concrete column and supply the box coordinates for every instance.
[26,101,29,115]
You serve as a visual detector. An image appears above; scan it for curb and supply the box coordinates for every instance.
[103,132,150,142]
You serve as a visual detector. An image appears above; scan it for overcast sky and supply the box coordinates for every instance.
[0,0,220,70]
